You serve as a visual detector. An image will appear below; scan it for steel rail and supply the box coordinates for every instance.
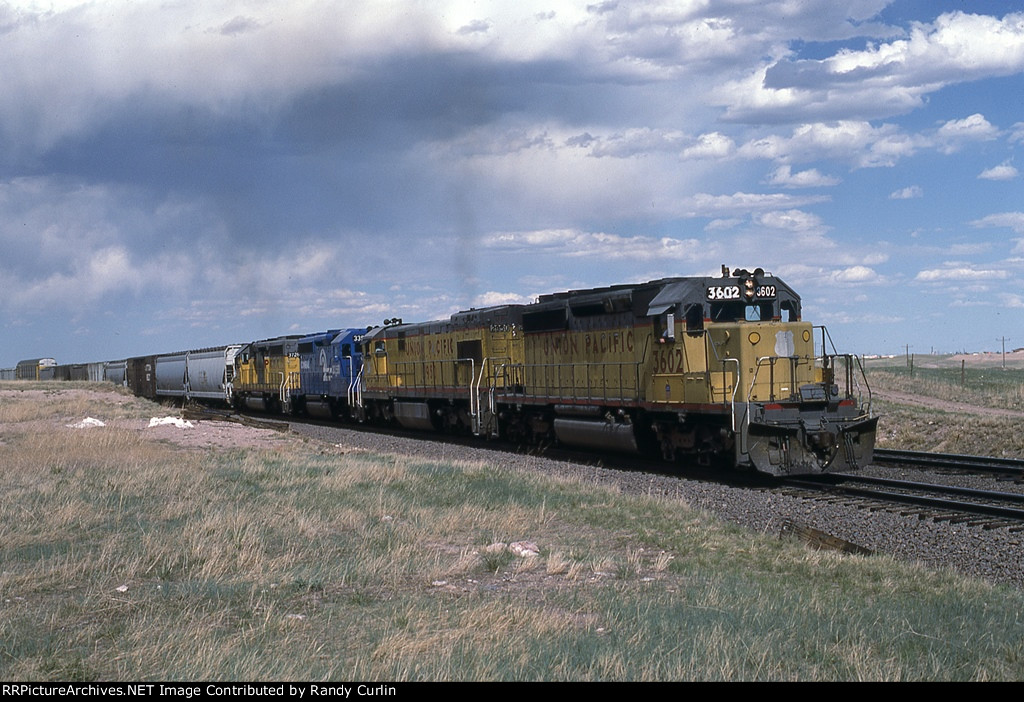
[786,476,1024,525]
[873,448,1024,476]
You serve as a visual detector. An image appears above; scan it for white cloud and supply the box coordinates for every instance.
[755,209,828,233]
[721,12,1024,123]
[933,114,999,154]
[683,192,829,217]
[830,265,880,284]
[998,293,1024,309]
[764,165,841,188]
[473,290,535,307]
[736,114,1002,170]
[890,185,923,199]
[915,265,1009,282]
[680,132,736,160]
[738,121,920,169]
[705,218,744,231]
[970,212,1024,233]
[481,228,707,261]
[586,128,690,158]
[978,162,1019,180]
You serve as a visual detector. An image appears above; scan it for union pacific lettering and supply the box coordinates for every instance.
[426,337,455,356]
[538,330,635,357]
[541,334,578,356]
[388,334,457,357]
[583,331,634,355]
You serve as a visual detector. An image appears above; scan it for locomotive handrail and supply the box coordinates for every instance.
[813,325,873,412]
[814,324,840,357]
[835,353,872,416]
[346,356,363,409]
[743,352,872,415]
[472,357,488,435]
[745,355,812,403]
[472,356,514,437]
[811,347,873,417]
[722,358,740,432]
[855,354,872,415]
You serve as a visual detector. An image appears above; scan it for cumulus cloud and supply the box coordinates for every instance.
[755,209,828,233]
[738,121,920,168]
[736,114,1003,170]
[680,132,736,160]
[978,162,1019,180]
[830,266,880,284]
[585,128,689,158]
[933,114,1000,154]
[723,12,1024,123]
[764,165,841,188]
[890,185,923,199]
[915,265,1010,281]
[683,192,830,217]
[481,228,706,262]
[970,212,1024,233]
[705,218,744,231]
[473,290,535,306]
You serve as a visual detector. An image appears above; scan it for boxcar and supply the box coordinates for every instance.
[126,355,158,399]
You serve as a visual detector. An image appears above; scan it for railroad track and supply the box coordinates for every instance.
[873,448,1024,478]
[785,473,1024,531]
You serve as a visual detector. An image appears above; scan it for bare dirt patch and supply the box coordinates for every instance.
[132,416,294,450]
[872,388,1024,419]
[0,386,295,451]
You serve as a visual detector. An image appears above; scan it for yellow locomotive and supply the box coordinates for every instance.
[232,335,303,413]
[359,267,876,476]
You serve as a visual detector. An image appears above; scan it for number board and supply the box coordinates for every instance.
[706,285,777,300]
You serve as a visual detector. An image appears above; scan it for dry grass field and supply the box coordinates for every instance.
[2,381,1024,680]
[866,354,1024,457]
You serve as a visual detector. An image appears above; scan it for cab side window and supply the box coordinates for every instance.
[684,303,704,333]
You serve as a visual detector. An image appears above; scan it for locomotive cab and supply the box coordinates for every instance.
[705,270,875,475]
[643,268,876,475]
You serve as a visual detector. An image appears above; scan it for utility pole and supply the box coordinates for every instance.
[998,337,1011,370]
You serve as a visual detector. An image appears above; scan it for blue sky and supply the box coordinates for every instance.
[2,0,1023,366]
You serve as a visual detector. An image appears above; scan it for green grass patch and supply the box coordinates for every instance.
[868,364,1024,412]
[862,363,1024,456]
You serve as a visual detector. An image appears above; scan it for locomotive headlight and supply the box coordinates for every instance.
[743,278,755,299]
[748,332,761,345]
[802,330,811,342]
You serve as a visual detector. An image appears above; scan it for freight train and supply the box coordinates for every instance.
[7,268,877,476]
